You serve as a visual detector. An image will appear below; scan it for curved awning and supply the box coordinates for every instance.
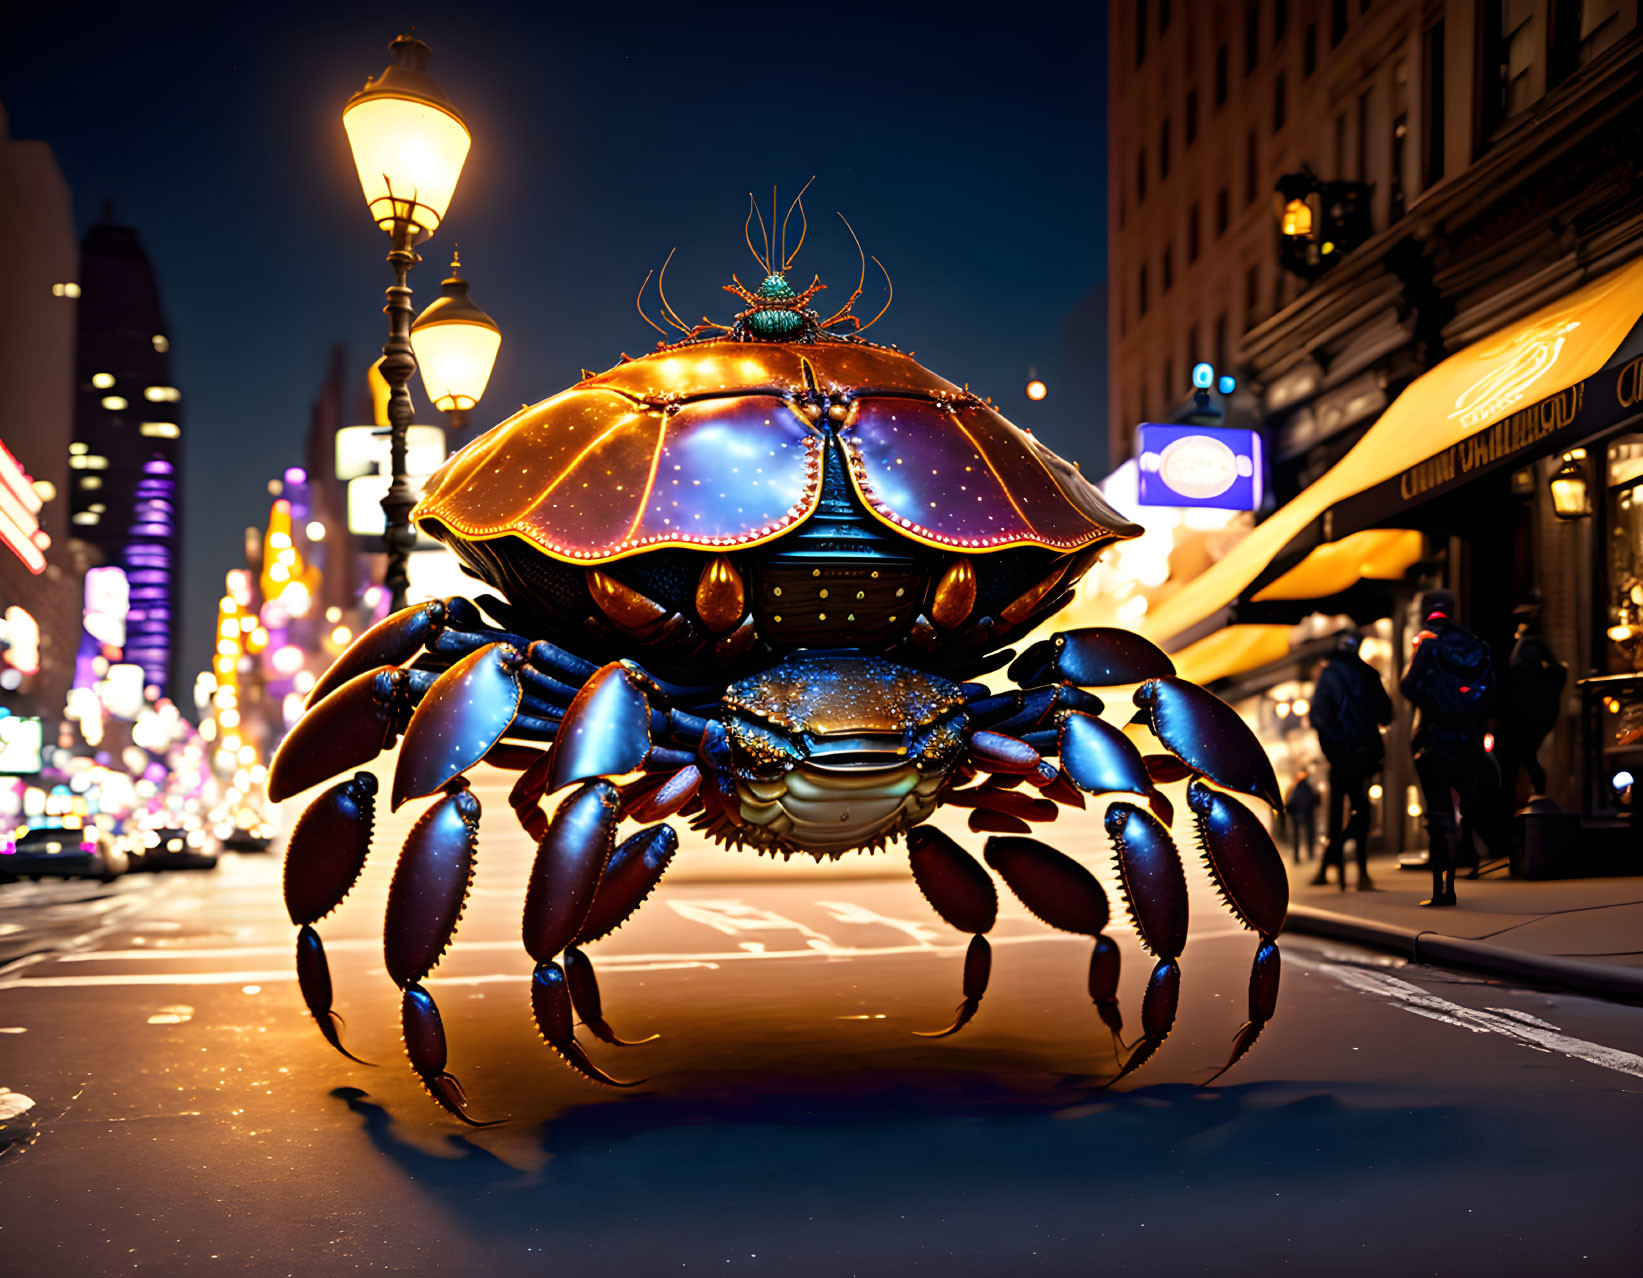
[1139,255,1643,649]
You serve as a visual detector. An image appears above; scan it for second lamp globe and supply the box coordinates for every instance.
[412,254,501,439]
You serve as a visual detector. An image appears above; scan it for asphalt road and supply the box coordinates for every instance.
[1,767,1639,1276]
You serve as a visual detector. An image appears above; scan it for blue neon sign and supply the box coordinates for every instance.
[1135,423,1264,510]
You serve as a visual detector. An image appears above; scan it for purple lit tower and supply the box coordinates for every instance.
[69,205,183,698]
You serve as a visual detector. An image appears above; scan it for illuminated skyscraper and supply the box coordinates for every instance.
[70,205,183,698]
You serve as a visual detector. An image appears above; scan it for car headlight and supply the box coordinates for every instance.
[186,829,206,848]
[144,831,162,849]
[166,838,183,852]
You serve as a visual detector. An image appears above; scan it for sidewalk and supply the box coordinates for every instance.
[1280,850,1643,1001]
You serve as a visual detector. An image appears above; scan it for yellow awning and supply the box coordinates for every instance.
[1250,528,1425,601]
[1172,624,1293,686]
[1139,256,1643,647]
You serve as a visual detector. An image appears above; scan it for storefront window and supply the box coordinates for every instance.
[1603,433,1643,675]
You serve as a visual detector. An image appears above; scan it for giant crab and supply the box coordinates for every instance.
[269,200,1289,1124]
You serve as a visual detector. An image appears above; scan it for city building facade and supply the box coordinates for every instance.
[1098,1,1643,865]
[70,207,184,701]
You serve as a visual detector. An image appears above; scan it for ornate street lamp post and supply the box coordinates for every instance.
[342,32,471,610]
[412,252,501,447]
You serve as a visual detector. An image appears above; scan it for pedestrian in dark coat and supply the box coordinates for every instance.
[1284,770,1319,864]
[1498,591,1565,801]
[1309,628,1392,890]
[1399,590,1495,908]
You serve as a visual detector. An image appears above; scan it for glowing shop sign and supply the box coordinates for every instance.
[1135,424,1264,510]
[83,565,129,649]
[0,717,44,774]
[1448,320,1580,431]
[0,607,40,675]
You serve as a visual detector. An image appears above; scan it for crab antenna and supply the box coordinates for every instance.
[818,212,870,329]
[781,176,816,270]
[655,247,693,334]
[635,268,668,336]
[743,199,769,273]
[749,194,772,274]
[856,256,895,334]
[772,186,779,271]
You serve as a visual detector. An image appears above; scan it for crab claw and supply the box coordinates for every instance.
[295,925,372,1065]
[392,643,524,810]
[1057,711,1156,798]
[547,662,654,794]
[401,983,499,1125]
[1008,628,1176,688]
[1133,677,1283,811]
[306,599,447,709]
[284,772,376,927]
[268,667,408,803]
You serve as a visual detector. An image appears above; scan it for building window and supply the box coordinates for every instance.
[1185,88,1198,145]
[1331,0,1348,46]
[1358,85,1373,182]
[1216,187,1230,235]
[1215,313,1228,369]
[1187,323,1200,365]
[1245,263,1262,325]
[1245,131,1258,207]
[1245,3,1260,74]
[1422,19,1445,187]
[1303,22,1317,74]
[1480,0,1539,137]
[1215,43,1228,107]
[1273,72,1287,131]
[1390,112,1408,219]
[1187,202,1201,261]
[1274,0,1288,43]
[1160,0,1171,30]
[1163,247,1174,293]
[1163,355,1175,403]
[1335,111,1350,174]
[1160,119,1172,179]
[1136,0,1148,65]
[1137,150,1148,203]
[1139,264,1150,317]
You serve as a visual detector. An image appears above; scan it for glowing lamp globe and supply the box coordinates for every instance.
[342,34,470,240]
[412,257,501,413]
[1549,453,1590,520]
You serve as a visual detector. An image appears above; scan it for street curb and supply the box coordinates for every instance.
[1283,904,1643,1003]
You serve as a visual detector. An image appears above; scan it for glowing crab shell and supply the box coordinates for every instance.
[414,340,1138,564]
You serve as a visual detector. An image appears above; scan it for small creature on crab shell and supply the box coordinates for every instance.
[269,186,1289,1124]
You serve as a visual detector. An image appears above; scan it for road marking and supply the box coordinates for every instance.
[0,927,1254,990]
[1320,962,1643,1080]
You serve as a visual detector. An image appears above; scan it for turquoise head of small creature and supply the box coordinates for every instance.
[748,273,807,340]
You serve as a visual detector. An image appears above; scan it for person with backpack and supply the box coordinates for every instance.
[1399,589,1496,908]
[1309,628,1393,890]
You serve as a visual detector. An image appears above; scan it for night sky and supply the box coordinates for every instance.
[1,1,1108,690]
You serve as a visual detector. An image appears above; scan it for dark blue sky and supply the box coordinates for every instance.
[1,1,1108,685]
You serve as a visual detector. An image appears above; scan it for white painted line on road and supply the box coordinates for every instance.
[0,926,1254,990]
[1320,962,1643,1081]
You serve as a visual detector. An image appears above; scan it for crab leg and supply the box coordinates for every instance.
[284,772,377,1064]
[1132,678,1283,811]
[551,821,681,1048]
[524,781,640,1086]
[1187,781,1289,1083]
[1102,802,1190,1085]
[304,599,450,708]
[1007,628,1176,688]
[980,835,1126,1054]
[391,642,525,810]
[906,827,997,1037]
[383,779,492,1124]
[268,667,410,803]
